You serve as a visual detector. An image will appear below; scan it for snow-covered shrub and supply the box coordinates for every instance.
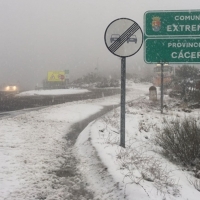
[138,120,151,132]
[155,118,200,170]
[115,147,180,197]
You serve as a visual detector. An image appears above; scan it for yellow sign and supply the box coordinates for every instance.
[47,71,66,82]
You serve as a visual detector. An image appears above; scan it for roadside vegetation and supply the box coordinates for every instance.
[71,72,119,88]
[154,117,200,192]
[155,118,200,173]
[71,72,153,88]
[170,65,200,103]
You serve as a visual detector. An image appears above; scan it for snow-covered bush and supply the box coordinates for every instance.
[116,147,180,196]
[155,118,200,171]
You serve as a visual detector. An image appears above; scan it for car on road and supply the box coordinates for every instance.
[0,84,19,96]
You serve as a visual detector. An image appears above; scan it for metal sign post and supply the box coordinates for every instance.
[157,62,167,114]
[120,57,126,147]
[104,18,143,148]
[161,63,164,114]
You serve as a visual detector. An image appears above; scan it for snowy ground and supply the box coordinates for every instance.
[0,83,149,200]
[1,82,199,200]
[76,96,200,200]
[16,88,90,96]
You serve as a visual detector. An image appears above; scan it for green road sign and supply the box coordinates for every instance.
[144,10,200,37]
[144,10,200,63]
[144,38,200,63]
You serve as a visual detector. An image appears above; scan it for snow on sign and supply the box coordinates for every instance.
[104,18,143,57]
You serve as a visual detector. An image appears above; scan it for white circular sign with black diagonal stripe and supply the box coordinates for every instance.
[104,18,143,57]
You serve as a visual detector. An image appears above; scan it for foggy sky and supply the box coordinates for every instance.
[0,0,199,90]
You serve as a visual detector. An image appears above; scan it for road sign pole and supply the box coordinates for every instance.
[161,63,164,114]
[104,18,143,148]
[120,57,126,148]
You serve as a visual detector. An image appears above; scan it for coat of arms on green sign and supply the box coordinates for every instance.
[152,17,161,32]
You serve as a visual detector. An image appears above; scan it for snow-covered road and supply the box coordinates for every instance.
[0,83,150,200]
[0,103,103,200]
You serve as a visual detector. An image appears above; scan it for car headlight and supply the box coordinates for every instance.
[13,86,17,90]
[6,86,10,91]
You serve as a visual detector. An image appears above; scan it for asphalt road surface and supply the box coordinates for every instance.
[0,88,121,112]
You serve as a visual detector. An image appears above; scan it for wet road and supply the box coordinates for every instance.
[0,88,121,113]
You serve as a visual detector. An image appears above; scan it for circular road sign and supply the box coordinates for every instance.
[104,18,143,57]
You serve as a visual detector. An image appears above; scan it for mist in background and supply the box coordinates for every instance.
[0,0,198,90]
